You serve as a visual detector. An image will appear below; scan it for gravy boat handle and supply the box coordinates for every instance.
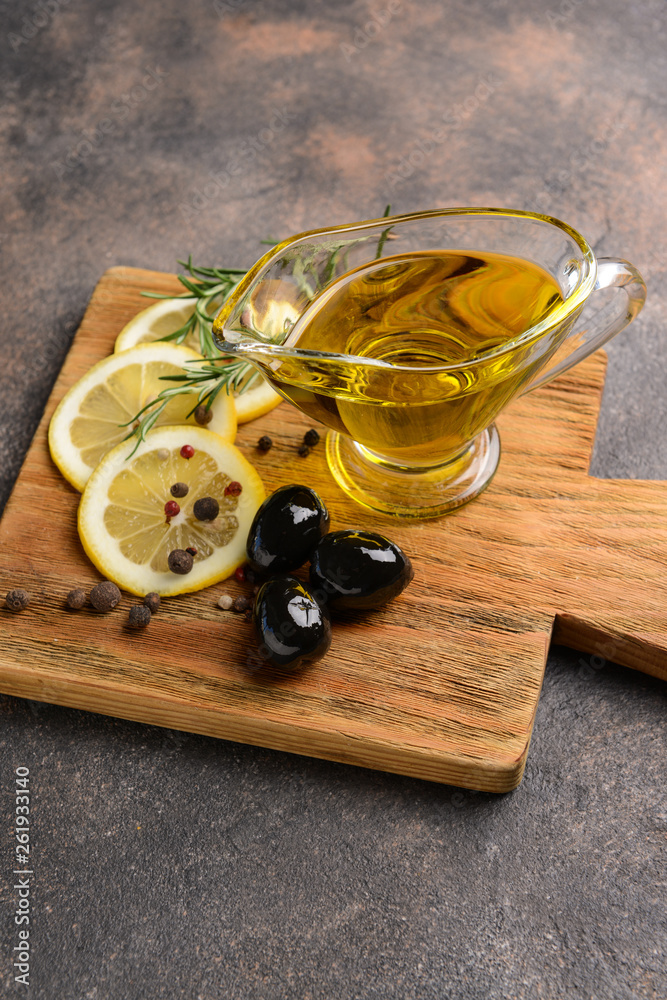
[522,257,646,394]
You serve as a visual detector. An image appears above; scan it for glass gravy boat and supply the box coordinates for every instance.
[212,208,646,518]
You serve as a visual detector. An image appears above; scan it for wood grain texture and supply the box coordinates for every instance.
[0,267,664,792]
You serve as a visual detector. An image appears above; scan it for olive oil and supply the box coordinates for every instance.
[269,251,566,465]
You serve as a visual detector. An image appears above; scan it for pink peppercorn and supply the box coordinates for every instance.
[225,481,242,497]
[164,500,180,518]
[180,444,195,459]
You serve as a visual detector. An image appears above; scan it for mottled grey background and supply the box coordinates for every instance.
[1,1,666,997]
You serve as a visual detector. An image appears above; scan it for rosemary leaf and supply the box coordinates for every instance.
[375,204,393,259]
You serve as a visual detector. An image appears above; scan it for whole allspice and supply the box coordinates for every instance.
[128,605,151,629]
[6,589,30,612]
[144,592,161,614]
[194,404,213,425]
[66,588,87,610]
[89,580,121,612]
[168,549,194,575]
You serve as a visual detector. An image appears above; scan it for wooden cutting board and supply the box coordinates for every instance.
[0,267,665,792]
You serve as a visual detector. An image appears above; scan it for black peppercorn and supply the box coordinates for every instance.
[193,496,219,521]
[297,443,310,457]
[89,580,121,612]
[65,588,87,610]
[6,589,30,612]
[170,482,189,498]
[128,605,151,629]
[257,435,273,452]
[144,592,161,614]
[194,404,213,426]
[304,428,320,447]
[168,549,194,575]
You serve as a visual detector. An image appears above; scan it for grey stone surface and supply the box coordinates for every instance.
[1,1,666,997]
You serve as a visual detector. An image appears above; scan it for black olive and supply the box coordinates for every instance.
[309,530,414,610]
[246,484,329,576]
[253,576,332,670]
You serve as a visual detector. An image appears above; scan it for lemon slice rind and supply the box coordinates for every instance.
[114,297,201,353]
[234,378,283,422]
[78,426,265,596]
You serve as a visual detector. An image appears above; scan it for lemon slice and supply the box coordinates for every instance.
[78,426,265,596]
[114,297,203,353]
[233,372,283,422]
[49,342,236,492]
[115,297,282,423]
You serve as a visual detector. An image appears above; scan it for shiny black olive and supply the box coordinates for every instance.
[246,484,329,576]
[309,530,414,610]
[253,576,332,670]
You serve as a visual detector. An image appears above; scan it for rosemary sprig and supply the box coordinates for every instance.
[140,255,247,357]
[121,256,257,452]
[122,357,261,456]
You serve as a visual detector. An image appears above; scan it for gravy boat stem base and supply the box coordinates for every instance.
[325,425,501,518]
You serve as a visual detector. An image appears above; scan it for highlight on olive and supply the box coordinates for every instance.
[309,529,413,610]
[252,575,332,671]
[246,484,329,576]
